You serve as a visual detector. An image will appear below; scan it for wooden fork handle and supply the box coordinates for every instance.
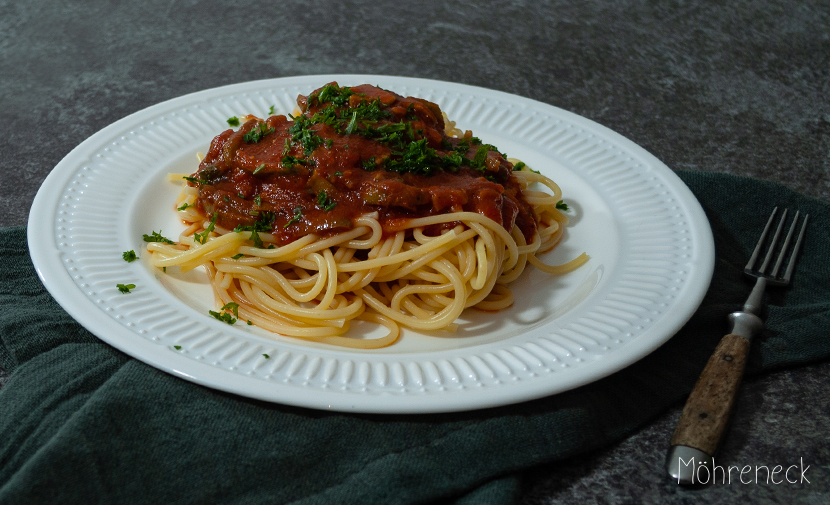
[670,333,751,455]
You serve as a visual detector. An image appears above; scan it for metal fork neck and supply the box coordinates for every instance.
[728,276,767,342]
[743,277,767,315]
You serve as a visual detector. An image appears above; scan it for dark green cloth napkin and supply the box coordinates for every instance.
[1,172,828,504]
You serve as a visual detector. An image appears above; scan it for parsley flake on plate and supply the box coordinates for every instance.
[209,310,236,325]
[209,302,239,325]
[116,283,135,293]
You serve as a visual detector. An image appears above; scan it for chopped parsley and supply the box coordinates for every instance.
[182,175,210,185]
[232,211,275,248]
[254,195,262,206]
[253,164,266,175]
[317,190,337,211]
[348,98,392,122]
[262,353,270,359]
[344,110,360,135]
[231,253,244,260]
[209,311,235,324]
[243,122,275,143]
[356,121,409,147]
[288,115,324,155]
[452,138,473,154]
[470,144,496,172]
[268,105,276,115]
[194,214,218,244]
[249,232,264,248]
[281,154,314,169]
[116,283,135,293]
[385,138,457,175]
[177,202,193,211]
[308,83,355,107]
[122,250,138,262]
[441,151,464,172]
[234,211,275,233]
[284,206,304,227]
[556,200,569,211]
[515,161,540,174]
[174,345,182,350]
[221,302,239,318]
[227,116,240,127]
[143,231,174,244]
[208,302,239,324]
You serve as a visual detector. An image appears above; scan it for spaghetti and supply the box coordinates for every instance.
[145,83,587,348]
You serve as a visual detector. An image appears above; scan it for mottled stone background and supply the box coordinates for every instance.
[1,0,827,503]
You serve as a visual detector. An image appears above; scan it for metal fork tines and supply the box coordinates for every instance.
[740,207,809,316]
[745,207,809,287]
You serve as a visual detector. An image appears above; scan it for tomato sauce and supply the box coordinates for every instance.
[190,83,537,245]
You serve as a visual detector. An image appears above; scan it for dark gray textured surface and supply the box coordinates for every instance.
[1,0,828,503]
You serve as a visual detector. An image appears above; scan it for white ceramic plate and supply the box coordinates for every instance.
[28,75,714,413]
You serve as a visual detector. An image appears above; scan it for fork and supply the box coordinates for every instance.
[666,207,809,485]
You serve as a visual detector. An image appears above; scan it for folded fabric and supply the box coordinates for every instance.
[1,172,828,505]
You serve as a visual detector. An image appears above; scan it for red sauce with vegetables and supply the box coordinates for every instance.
[190,83,537,245]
